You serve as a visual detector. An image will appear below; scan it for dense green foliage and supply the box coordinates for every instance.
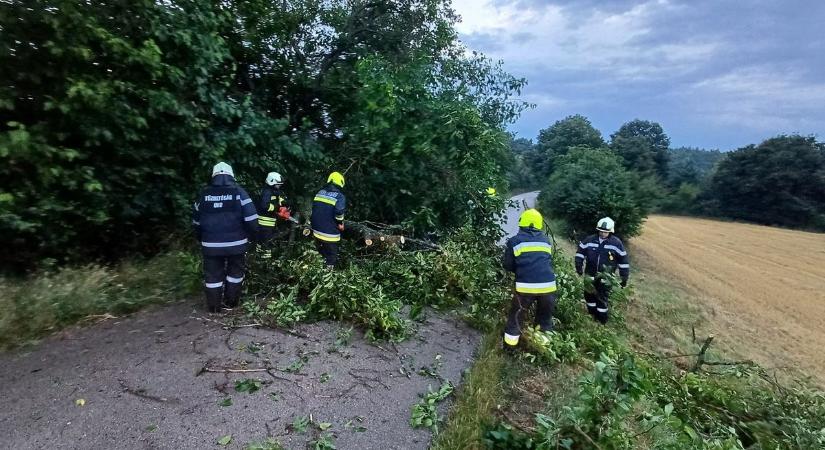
[610,119,670,181]
[508,136,540,191]
[533,115,605,179]
[538,148,653,239]
[242,228,510,341]
[667,147,723,187]
[0,0,527,270]
[700,135,825,230]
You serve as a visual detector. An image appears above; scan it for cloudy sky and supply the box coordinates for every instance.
[451,0,825,150]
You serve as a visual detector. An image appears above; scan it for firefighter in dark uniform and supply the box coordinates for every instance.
[257,171,291,242]
[502,208,558,351]
[575,217,630,324]
[310,172,346,269]
[192,162,259,313]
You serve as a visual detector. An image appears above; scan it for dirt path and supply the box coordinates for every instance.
[0,302,479,449]
[634,215,825,384]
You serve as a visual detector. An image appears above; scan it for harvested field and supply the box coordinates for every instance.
[634,215,825,384]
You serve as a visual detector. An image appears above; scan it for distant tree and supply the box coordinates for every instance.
[510,137,534,154]
[507,137,540,190]
[611,119,670,180]
[538,147,652,239]
[701,135,825,229]
[534,114,605,177]
[667,147,723,187]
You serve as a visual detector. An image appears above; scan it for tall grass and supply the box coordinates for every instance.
[0,251,200,349]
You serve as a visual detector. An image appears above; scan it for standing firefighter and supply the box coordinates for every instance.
[502,208,558,351]
[257,171,291,242]
[310,172,346,269]
[192,162,259,313]
[575,217,630,324]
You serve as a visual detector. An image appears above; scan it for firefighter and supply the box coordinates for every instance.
[575,217,630,324]
[257,171,292,242]
[310,171,346,269]
[192,162,259,313]
[502,208,557,351]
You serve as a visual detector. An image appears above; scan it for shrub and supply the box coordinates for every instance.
[538,147,653,240]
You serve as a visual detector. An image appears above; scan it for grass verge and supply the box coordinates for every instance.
[431,333,506,450]
[437,244,825,449]
[0,251,200,349]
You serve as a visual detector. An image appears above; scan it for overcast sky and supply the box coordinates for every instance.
[451,0,825,150]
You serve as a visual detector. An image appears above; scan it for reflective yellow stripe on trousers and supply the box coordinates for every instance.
[312,229,341,242]
[515,281,557,294]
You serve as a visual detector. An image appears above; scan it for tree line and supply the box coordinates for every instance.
[0,0,528,271]
[510,115,825,238]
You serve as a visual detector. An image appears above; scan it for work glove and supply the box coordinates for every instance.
[277,206,291,220]
[620,279,627,288]
[337,223,345,232]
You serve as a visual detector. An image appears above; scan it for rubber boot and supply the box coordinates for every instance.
[205,288,223,313]
[224,282,242,309]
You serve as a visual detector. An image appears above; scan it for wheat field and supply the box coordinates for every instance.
[634,215,825,383]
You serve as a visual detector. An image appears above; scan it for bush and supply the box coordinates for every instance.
[538,147,654,239]
[242,228,512,341]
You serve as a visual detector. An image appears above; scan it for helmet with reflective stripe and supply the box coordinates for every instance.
[518,208,543,230]
[485,187,497,196]
[327,171,345,188]
[596,217,615,233]
[266,171,283,186]
[212,161,234,178]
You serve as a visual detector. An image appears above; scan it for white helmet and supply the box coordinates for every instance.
[212,161,234,178]
[265,171,283,186]
[596,217,615,233]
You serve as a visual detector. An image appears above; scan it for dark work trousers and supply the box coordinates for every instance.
[203,254,246,312]
[258,224,276,243]
[584,276,611,324]
[504,293,557,339]
[315,239,339,267]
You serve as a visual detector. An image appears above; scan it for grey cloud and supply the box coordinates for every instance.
[461,0,825,149]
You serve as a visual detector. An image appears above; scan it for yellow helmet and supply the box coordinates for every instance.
[518,208,543,230]
[485,187,497,196]
[327,171,345,188]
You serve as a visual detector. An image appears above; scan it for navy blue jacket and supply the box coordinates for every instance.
[503,228,557,295]
[257,186,287,228]
[310,184,346,242]
[575,234,630,281]
[192,175,259,256]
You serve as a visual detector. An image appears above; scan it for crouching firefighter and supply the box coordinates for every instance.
[575,217,630,324]
[310,172,346,269]
[192,162,259,313]
[257,171,292,242]
[502,208,558,352]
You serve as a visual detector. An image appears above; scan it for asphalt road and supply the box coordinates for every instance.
[0,194,534,449]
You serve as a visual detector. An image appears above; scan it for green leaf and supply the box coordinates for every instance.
[235,379,262,394]
[217,435,232,446]
[318,422,332,430]
[219,397,232,407]
[664,403,673,416]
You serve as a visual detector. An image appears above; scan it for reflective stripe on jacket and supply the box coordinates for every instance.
[192,174,258,256]
[257,186,286,227]
[575,234,630,281]
[503,228,557,294]
[310,184,346,242]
